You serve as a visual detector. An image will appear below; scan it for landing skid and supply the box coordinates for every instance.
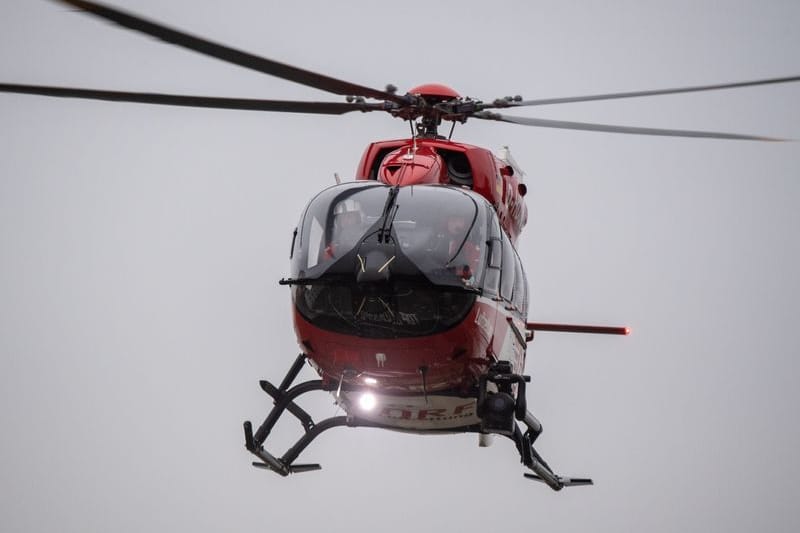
[508,423,593,490]
[481,361,593,491]
[243,354,592,490]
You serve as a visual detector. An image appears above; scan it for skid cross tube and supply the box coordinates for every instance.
[280,416,350,465]
[252,379,325,444]
[259,379,315,430]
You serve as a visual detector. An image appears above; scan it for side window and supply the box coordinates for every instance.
[483,238,501,296]
[481,208,502,297]
[500,232,515,302]
[512,251,528,315]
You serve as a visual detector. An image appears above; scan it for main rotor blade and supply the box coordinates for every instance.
[485,75,800,108]
[0,83,384,114]
[473,111,787,141]
[53,0,405,104]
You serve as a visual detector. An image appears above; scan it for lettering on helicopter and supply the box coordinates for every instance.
[349,395,479,429]
[381,401,475,421]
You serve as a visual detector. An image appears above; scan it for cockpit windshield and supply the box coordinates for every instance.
[290,182,487,289]
[289,182,490,338]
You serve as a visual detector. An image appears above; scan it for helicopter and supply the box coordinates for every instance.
[2,1,798,491]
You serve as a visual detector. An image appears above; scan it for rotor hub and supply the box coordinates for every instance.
[406,83,461,102]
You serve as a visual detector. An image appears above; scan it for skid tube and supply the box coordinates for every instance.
[488,374,592,490]
[507,422,593,490]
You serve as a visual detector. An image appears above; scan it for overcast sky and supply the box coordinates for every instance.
[1,1,799,532]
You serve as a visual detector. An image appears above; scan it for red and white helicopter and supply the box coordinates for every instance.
[4,0,798,491]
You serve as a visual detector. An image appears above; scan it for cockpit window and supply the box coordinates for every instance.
[291,183,488,290]
[389,188,486,288]
[290,182,494,338]
[294,182,387,273]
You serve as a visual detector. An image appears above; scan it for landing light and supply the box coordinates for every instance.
[358,392,377,411]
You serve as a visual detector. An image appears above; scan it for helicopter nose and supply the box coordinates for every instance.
[356,249,395,284]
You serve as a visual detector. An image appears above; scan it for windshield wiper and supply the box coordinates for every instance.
[377,186,400,244]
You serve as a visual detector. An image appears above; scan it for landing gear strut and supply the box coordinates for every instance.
[243,353,371,475]
[477,361,592,490]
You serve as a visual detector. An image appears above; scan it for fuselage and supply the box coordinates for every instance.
[287,139,530,431]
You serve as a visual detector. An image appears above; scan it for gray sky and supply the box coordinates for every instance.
[1,1,799,532]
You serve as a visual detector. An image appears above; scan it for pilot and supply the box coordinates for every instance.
[437,214,481,285]
[325,199,364,259]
